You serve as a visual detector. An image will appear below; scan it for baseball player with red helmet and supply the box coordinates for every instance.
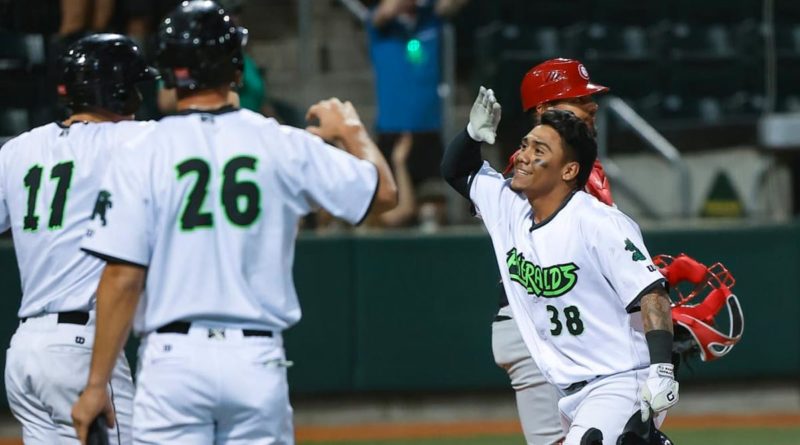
[489,59,613,445]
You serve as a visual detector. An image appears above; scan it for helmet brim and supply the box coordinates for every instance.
[577,82,610,97]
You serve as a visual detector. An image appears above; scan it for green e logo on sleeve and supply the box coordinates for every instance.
[624,238,646,261]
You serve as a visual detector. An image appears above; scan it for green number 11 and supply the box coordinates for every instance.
[23,161,74,231]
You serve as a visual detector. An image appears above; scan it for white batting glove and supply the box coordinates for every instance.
[466,86,502,144]
[641,363,679,422]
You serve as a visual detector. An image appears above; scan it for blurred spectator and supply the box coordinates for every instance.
[122,0,182,45]
[365,133,417,227]
[58,0,115,37]
[51,0,119,103]
[357,0,467,228]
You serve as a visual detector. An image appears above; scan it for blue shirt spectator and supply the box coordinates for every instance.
[366,2,442,132]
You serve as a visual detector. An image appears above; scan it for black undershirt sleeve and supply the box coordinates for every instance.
[441,128,483,200]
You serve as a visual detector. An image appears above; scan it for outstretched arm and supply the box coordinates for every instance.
[306,98,398,214]
[441,128,482,200]
[72,263,145,444]
[441,86,501,200]
[372,0,405,27]
[435,0,469,17]
[640,286,679,422]
[641,287,674,353]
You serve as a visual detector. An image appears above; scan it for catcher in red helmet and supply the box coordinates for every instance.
[520,58,608,133]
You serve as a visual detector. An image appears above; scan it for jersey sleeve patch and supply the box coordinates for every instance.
[80,144,153,266]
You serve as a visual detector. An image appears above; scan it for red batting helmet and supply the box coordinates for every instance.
[653,254,744,362]
[520,58,610,112]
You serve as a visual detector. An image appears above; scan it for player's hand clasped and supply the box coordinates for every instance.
[641,363,679,421]
[467,86,502,144]
[306,97,365,143]
[72,384,115,445]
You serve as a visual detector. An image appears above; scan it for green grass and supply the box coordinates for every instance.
[301,437,523,445]
[300,427,800,445]
[667,427,800,445]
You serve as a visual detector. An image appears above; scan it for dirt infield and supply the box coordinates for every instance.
[0,414,797,444]
[295,413,800,442]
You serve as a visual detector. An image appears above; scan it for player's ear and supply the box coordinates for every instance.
[561,160,579,183]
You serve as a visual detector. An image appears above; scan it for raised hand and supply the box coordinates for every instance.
[467,86,502,144]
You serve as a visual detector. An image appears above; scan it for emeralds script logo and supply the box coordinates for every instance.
[506,248,579,298]
[624,238,646,261]
[91,190,112,226]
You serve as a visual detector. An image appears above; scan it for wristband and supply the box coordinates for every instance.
[646,329,673,364]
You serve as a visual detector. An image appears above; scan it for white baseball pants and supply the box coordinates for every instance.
[133,324,294,444]
[5,312,134,445]
[559,368,666,445]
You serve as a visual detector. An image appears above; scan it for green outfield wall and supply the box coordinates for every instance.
[0,221,796,404]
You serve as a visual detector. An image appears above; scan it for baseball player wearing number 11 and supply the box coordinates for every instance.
[442,89,679,444]
[0,34,156,445]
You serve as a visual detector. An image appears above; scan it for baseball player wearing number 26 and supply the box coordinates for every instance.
[70,1,397,444]
[442,89,678,444]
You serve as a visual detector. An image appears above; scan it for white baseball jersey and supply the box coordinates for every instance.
[81,107,379,334]
[0,120,152,318]
[470,162,665,389]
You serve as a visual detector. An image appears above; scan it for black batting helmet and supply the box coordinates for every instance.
[156,0,247,90]
[57,33,159,116]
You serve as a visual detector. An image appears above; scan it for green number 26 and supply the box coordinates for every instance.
[176,156,261,230]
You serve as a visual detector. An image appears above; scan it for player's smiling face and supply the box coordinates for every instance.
[510,125,571,197]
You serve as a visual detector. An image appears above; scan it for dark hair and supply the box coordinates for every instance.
[538,109,597,189]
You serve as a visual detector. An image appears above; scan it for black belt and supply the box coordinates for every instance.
[563,380,588,395]
[21,311,90,325]
[493,315,512,322]
[155,321,273,337]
